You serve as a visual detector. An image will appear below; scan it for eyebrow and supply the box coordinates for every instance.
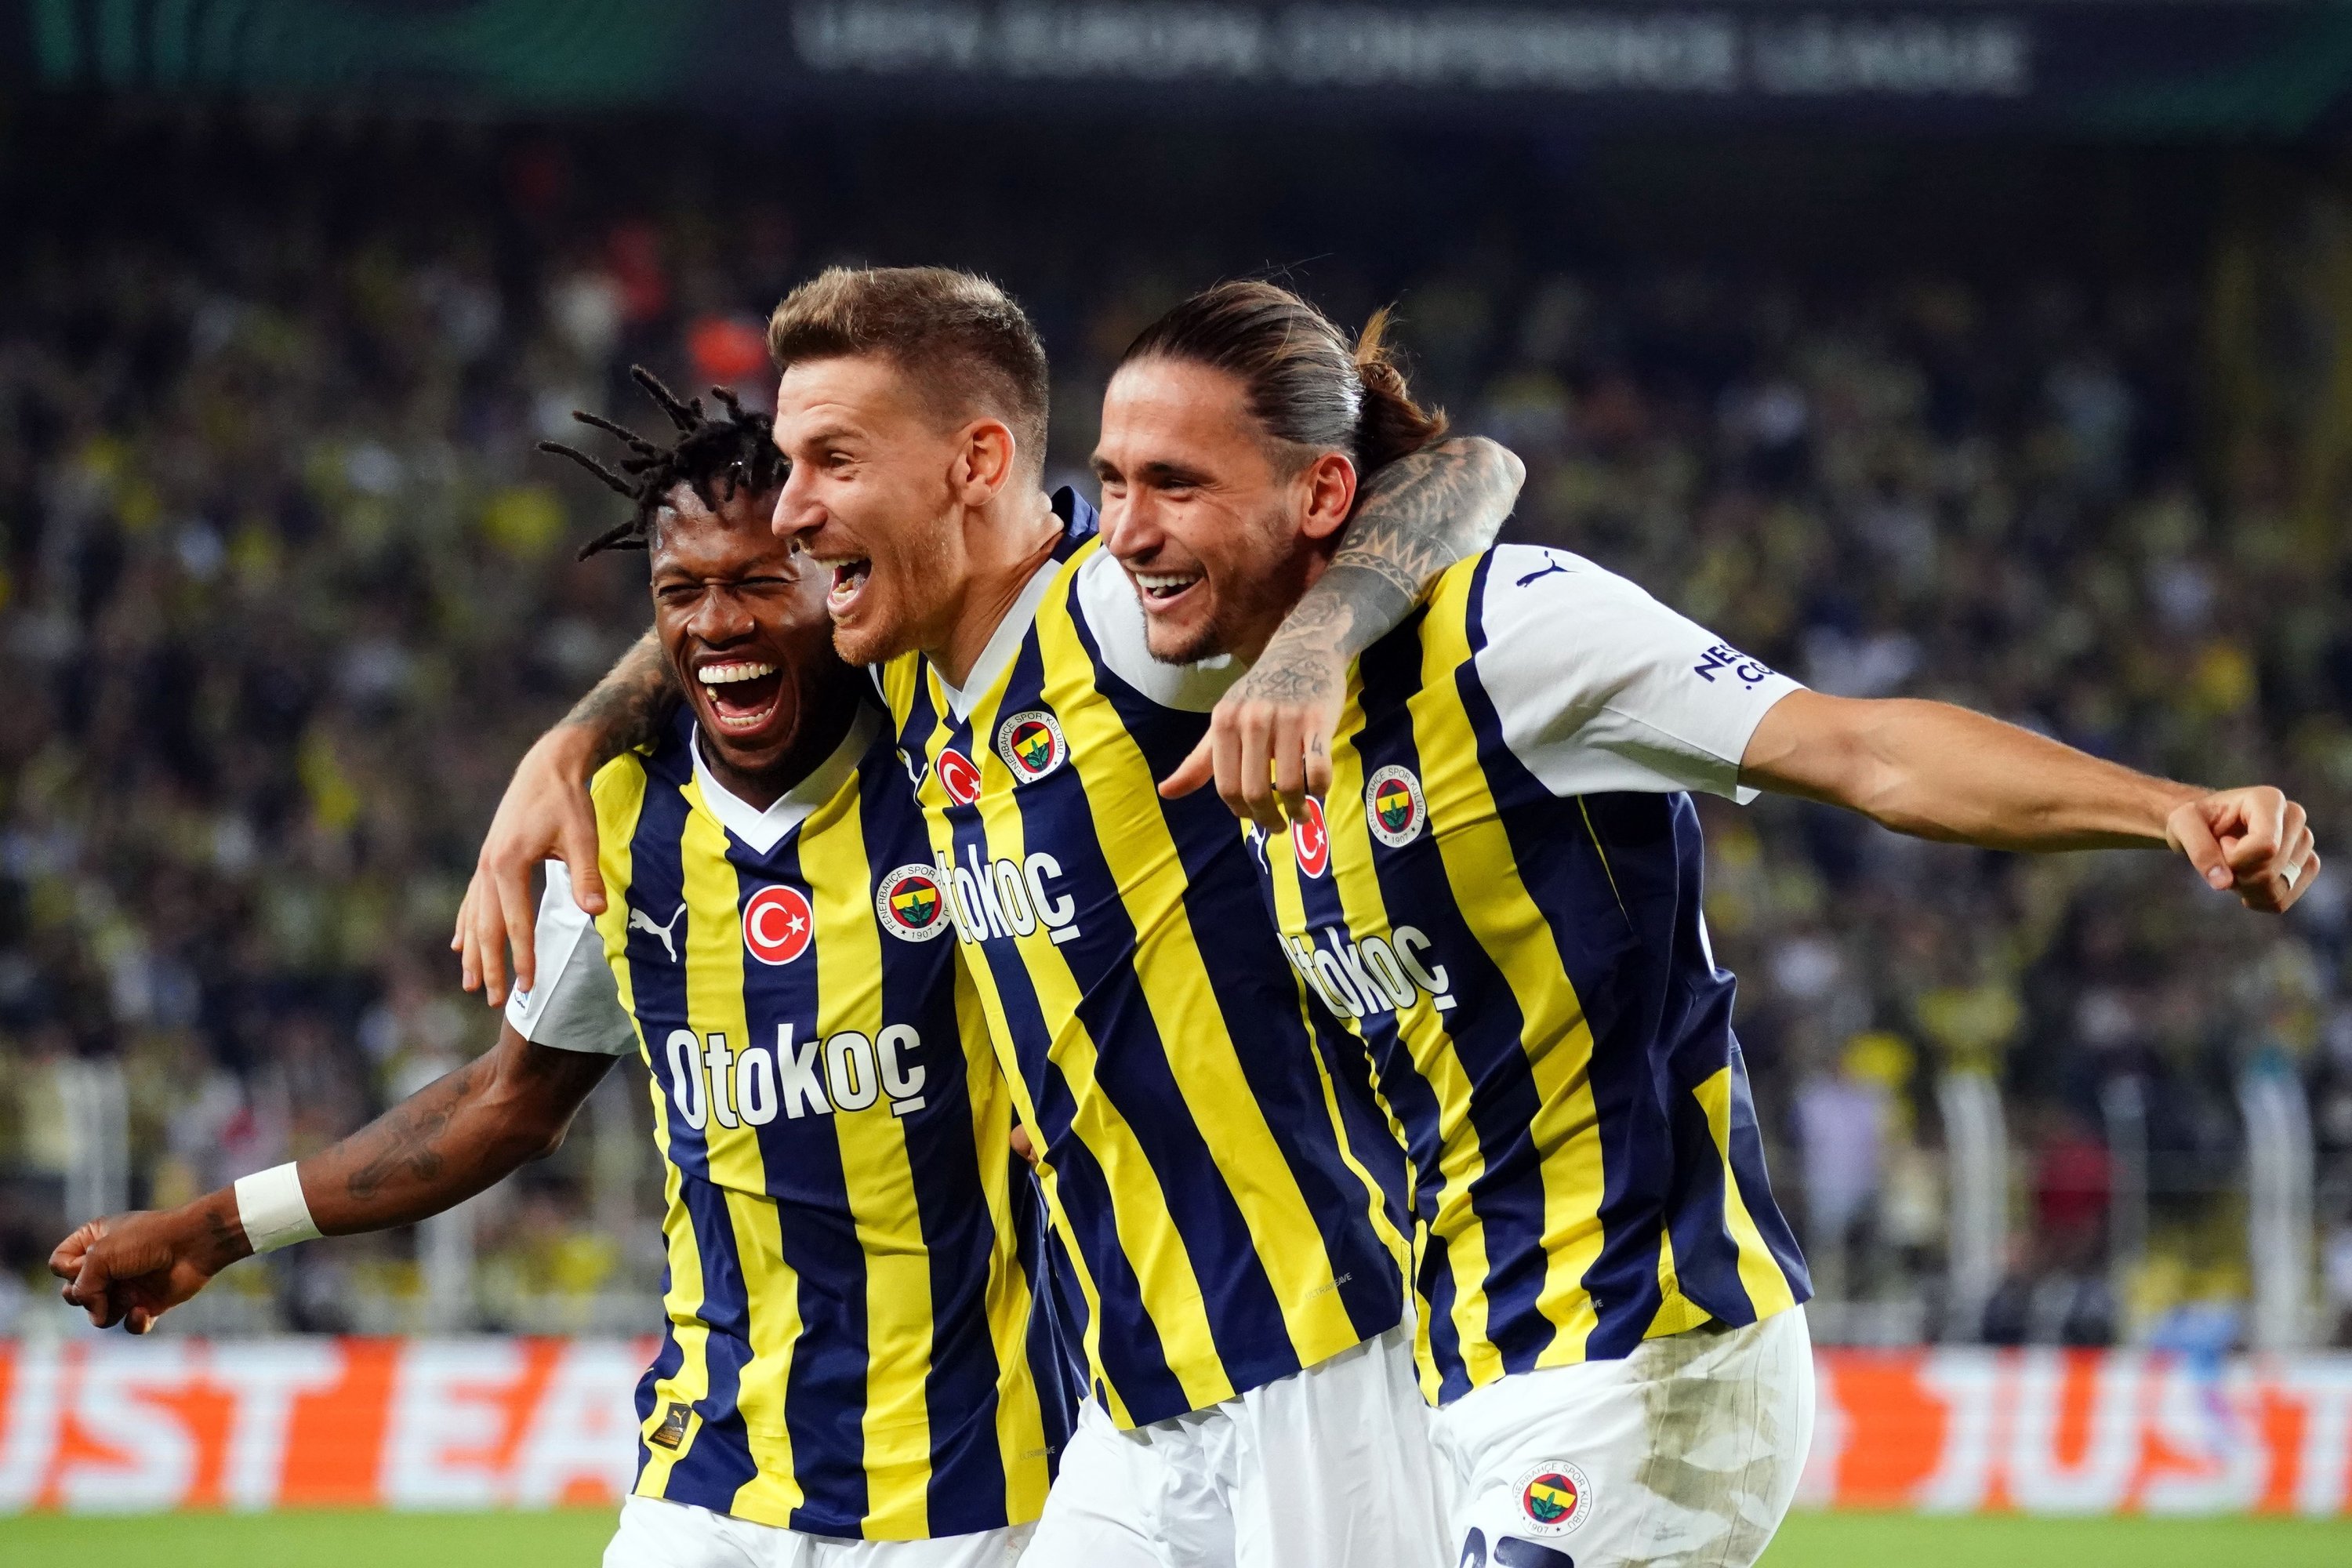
[652,555,801,585]
[1097,456,1212,486]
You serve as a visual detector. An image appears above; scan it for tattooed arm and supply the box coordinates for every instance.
[1162,435,1525,828]
[560,629,680,769]
[1305,434,1528,663]
[456,630,677,1007]
[51,1025,612,1333]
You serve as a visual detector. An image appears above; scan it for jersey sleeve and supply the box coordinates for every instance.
[503,860,639,1056]
[1472,545,1802,804]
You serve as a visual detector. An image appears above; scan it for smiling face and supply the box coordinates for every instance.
[650,478,854,797]
[1094,357,1358,664]
[767,353,986,667]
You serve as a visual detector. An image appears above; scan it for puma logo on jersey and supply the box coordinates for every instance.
[630,902,688,963]
[1515,555,1570,588]
[649,1401,691,1450]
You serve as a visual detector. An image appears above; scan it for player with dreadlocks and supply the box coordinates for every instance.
[53,368,1075,1567]
[547,365,787,559]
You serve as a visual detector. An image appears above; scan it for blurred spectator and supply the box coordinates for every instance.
[1795,1035,1893,1301]
[2034,1110,2114,1271]
[2325,1225,2352,1348]
[1981,1108,2117,1346]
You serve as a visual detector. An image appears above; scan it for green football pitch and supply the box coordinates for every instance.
[0,1510,2347,1567]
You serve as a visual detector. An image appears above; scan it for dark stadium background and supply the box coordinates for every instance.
[1,1,2350,1559]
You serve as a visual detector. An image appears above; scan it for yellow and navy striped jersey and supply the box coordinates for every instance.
[507,704,1070,1538]
[877,491,1410,1429]
[1254,545,1813,1406]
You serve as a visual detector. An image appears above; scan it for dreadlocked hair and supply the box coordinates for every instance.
[538,365,786,561]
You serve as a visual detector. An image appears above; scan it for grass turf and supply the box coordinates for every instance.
[0,1508,2347,1566]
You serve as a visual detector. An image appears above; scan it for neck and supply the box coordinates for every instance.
[1232,540,1335,666]
[695,686,858,812]
[929,485,1062,689]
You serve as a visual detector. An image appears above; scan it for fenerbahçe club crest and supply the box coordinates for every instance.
[875,864,952,942]
[1512,1459,1593,1537]
[1364,764,1428,848]
[995,709,1069,783]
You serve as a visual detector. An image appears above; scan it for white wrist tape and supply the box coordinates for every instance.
[233,1163,321,1254]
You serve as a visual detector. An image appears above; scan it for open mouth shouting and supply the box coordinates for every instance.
[818,556,873,619]
[697,659,786,734]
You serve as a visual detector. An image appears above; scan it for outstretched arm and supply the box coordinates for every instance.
[1740,690,2318,912]
[49,1024,615,1333]
[1163,435,1526,827]
[454,630,675,1006]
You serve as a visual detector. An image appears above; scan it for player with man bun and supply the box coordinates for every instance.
[1096,278,2318,1567]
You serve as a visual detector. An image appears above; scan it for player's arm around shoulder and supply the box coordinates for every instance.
[1166,434,1526,828]
[50,1021,615,1334]
[1737,689,2318,913]
[456,628,678,1006]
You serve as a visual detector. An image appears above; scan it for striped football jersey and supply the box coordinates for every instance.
[1254,545,1813,1406]
[877,491,1410,1429]
[507,703,1070,1537]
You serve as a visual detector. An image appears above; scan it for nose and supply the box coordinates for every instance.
[687,586,756,648]
[1098,488,1163,564]
[771,463,823,546]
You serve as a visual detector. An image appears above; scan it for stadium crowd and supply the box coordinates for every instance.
[3,111,2350,1345]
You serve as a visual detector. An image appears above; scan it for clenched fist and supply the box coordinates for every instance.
[2166,785,2320,913]
[49,1194,250,1335]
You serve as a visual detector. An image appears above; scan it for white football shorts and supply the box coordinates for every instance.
[1018,1325,1448,1568]
[1432,1307,1814,1568]
[604,1495,1034,1568]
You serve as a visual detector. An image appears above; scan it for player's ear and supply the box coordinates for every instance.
[953,418,1019,505]
[1298,450,1357,541]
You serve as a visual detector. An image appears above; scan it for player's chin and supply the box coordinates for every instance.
[691,687,791,757]
[829,611,910,668]
[1142,607,1224,666]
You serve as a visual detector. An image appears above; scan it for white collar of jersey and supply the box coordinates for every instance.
[689,703,877,856]
[1071,549,1243,714]
[937,553,1065,720]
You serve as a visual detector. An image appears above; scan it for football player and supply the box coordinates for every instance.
[1094,280,2317,1568]
[55,373,1073,1567]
